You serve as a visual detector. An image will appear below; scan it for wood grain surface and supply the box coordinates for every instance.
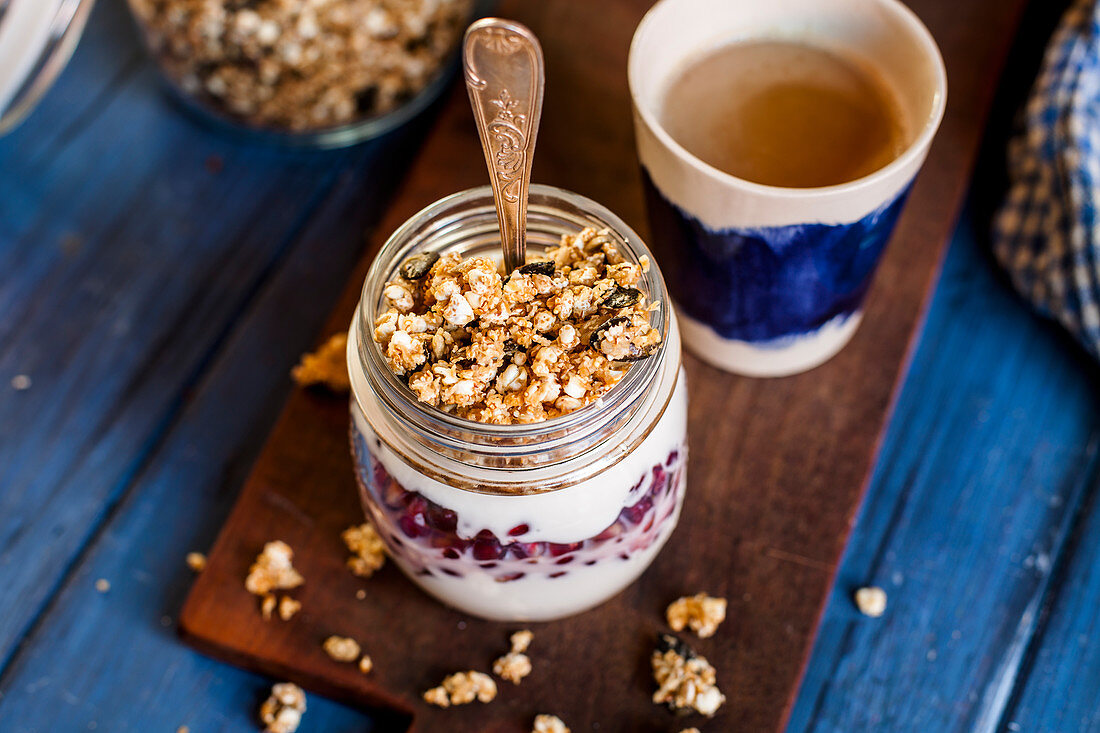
[176,0,1029,730]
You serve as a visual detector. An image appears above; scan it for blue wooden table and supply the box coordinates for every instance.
[2,1,1097,731]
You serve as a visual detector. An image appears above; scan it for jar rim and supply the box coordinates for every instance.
[353,184,673,451]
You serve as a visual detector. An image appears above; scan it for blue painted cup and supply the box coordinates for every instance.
[629,0,947,376]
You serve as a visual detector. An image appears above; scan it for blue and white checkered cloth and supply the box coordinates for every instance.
[994,0,1100,359]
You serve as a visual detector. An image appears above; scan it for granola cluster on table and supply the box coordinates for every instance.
[128,0,471,131]
[231,532,728,727]
[652,634,726,717]
[372,227,662,424]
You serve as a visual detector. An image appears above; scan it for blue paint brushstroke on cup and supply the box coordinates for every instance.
[643,169,912,343]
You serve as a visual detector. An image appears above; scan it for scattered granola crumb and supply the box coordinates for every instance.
[666,593,727,638]
[292,333,351,392]
[176,726,189,733]
[95,579,110,593]
[245,541,304,597]
[261,593,277,620]
[510,629,533,654]
[355,589,366,600]
[492,652,532,684]
[11,374,31,390]
[652,634,725,717]
[259,682,306,733]
[493,629,535,684]
[422,671,497,707]
[323,635,361,662]
[678,729,701,733]
[422,686,449,708]
[854,586,887,617]
[373,227,662,424]
[342,523,387,578]
[358,655,373,674]
[186,552,207,573]
[533,714,570,733]
[278,596,301,621]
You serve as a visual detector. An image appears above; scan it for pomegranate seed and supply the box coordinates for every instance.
[594,522,624,542]
[426,506,458,532]
[549,571,567,579]
[429,534,454,549]
[404,495,427,514]
[472,538,503,561]
[496,572,525,582]
[443,548,460,559]
[622,497,653,525]
[548,542,581,557]
[555,556,575,565]
[398,515,428,538]
[650,466,667,492]
[507,523,530,536]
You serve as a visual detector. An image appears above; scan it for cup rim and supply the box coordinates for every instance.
[627,0,948,199]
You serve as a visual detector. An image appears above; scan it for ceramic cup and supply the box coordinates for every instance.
[629,0,947,377]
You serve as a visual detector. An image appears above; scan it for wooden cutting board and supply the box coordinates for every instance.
[180,0,1029,730]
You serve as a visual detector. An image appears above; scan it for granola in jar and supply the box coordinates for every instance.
[349,186,688,621]
[371,226,661,424]
[127,0,472,135]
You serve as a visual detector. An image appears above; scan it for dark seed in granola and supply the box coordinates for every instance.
[502,339,522,357]
[518,260,555,276]
[590,316,630,347]
[400,251,440,280]
[656,633,697,660]
[355,86,379,114]
[600,285,642,309]
[612,342,658,363]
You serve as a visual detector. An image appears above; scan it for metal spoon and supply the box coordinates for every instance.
[463,18,545,274]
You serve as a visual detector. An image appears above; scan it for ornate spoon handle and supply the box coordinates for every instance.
[463,18,545,274]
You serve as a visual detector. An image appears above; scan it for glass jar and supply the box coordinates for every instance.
[347,185,688,621]
[124,0,477,148]
[0,0,98,135]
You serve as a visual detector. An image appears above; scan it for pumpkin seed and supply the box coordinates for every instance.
[611,343,657,363]
[591,316,657,362]
[399,251,439,280]
[657,633,696,661]
[518,260,555,277]
[599,285,642,309]
[590,316,630,347]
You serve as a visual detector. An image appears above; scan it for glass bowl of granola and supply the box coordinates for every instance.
[347,184,688,621]
[126,0,475,147]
